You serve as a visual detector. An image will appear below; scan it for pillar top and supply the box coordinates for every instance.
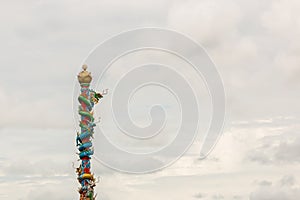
[78,64,92,84]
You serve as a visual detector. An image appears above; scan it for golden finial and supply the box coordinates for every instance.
[78,64,92,84]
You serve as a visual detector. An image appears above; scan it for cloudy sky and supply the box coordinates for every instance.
[1,0,300,199]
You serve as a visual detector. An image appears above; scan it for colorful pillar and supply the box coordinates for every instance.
[76,65,103,200]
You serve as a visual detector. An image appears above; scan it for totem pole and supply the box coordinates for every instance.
[76,65,106,200]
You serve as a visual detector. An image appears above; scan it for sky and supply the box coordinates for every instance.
[0,0,300,199]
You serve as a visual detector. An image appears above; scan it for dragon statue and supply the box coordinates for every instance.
[76,65,107,200]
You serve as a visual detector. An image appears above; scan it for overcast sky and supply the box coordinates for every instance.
[0,0,300,199]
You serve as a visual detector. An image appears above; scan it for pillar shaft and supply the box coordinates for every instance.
[76,65,99,200]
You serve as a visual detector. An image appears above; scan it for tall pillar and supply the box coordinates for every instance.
[76,65,102,200]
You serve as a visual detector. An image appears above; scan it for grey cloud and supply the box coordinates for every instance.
[247,124,300,165]
[280,175,296,187]
[258,180,272,186]
[194,192,206,199]
[250,175,300,200]
[212,194,224,200]
[0,0,172,129]
[167,0,300,122]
